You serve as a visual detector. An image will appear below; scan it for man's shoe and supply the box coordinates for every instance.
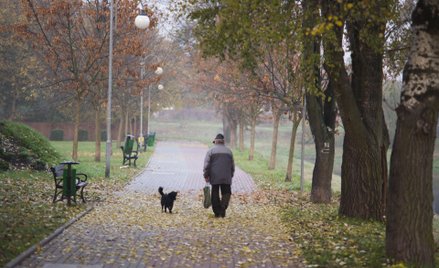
[220,210,226,218]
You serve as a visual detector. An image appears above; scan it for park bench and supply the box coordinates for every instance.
[120,135,138,167]
[51,164,88,203]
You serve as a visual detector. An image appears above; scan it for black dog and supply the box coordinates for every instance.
[158,187,178,213]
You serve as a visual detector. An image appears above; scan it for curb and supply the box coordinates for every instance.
[5,206,94,268]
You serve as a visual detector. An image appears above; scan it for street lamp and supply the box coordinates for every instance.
[134,14,150,29]
[155,67,163,76]
[105,0,115,178]
[135,3,150,152]
[139,64,145,151]
[146,69,164,136]
[134,2,150,29]
[135,5,164,144]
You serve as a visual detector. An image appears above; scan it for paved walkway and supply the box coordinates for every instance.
[17,141,304,268]
[125,141,256,194]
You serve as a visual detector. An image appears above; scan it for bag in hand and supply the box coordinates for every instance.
[203,183,211,209]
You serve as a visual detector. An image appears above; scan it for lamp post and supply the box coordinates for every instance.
[146,68,163,136]
[105,0,115,178]
[139,65,145,151]
[135,6,160,146]
[105,2,152,176]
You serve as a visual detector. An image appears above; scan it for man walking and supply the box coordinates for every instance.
[203,133,235,218]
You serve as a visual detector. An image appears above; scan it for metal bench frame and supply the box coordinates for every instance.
[120,136,139,167]
[51,164,88,203]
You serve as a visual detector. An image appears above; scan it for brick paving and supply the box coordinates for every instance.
[125,141,256,194]
[17,141,304,268]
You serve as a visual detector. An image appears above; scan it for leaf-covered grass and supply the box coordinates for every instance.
[0,170,84,265]
[0,141,152,266]
[281,196,388,267]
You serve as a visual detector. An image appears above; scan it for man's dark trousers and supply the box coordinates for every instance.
[211,184,231,217]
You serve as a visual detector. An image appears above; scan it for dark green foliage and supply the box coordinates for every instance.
[50,129,64,141]
[78,129,88,141]
[0,158,9,171]
[0,120,60,170]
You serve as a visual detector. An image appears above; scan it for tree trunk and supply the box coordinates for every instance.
[230,123,237,149]
[386,1,439,266]
[94,107,101,162]
[133,116,137,137]
[223,107,238,148]
[117,116,123,148]
[249,115,256,160]
[72,96,80,161]
[9,88,17,120]
[285,116,300,182]
[269,110,281,170]
[117,103,126,148]
[302,0,336,203]
[307,90,336,203]
[223,114,230,143]
[124,108,129,137]
[239,117,244,151]
[322,0,389,220]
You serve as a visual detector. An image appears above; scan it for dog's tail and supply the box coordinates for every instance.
[158,186,164,196]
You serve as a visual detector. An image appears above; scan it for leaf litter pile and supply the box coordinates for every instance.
[21,190,306,267]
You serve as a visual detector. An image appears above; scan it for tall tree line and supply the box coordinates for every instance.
[175,0,438,266]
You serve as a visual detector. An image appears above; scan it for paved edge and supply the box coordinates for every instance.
[5,206,94,268]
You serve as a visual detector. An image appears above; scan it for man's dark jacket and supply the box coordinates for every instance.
[203,143,235,185]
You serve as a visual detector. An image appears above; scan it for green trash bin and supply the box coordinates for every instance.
[124,135,135,153]
[147,132,156,146]
[63,168,77,197]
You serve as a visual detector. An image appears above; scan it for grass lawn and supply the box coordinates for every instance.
[0,141,152,266]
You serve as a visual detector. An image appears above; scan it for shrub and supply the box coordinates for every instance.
[78,129,88,141]
[50,129,64,141]
[0,121,60,167]
[0,159,9,171]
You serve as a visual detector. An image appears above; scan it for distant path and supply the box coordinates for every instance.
[125,141,256,194]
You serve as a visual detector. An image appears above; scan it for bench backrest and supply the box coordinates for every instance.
[51,164,65,178]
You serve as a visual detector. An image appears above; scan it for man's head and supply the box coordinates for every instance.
[213,133,225,144]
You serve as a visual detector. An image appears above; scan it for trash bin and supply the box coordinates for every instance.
[147,132,156,146]
[63,168,77,197]
[124,135,135,153]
